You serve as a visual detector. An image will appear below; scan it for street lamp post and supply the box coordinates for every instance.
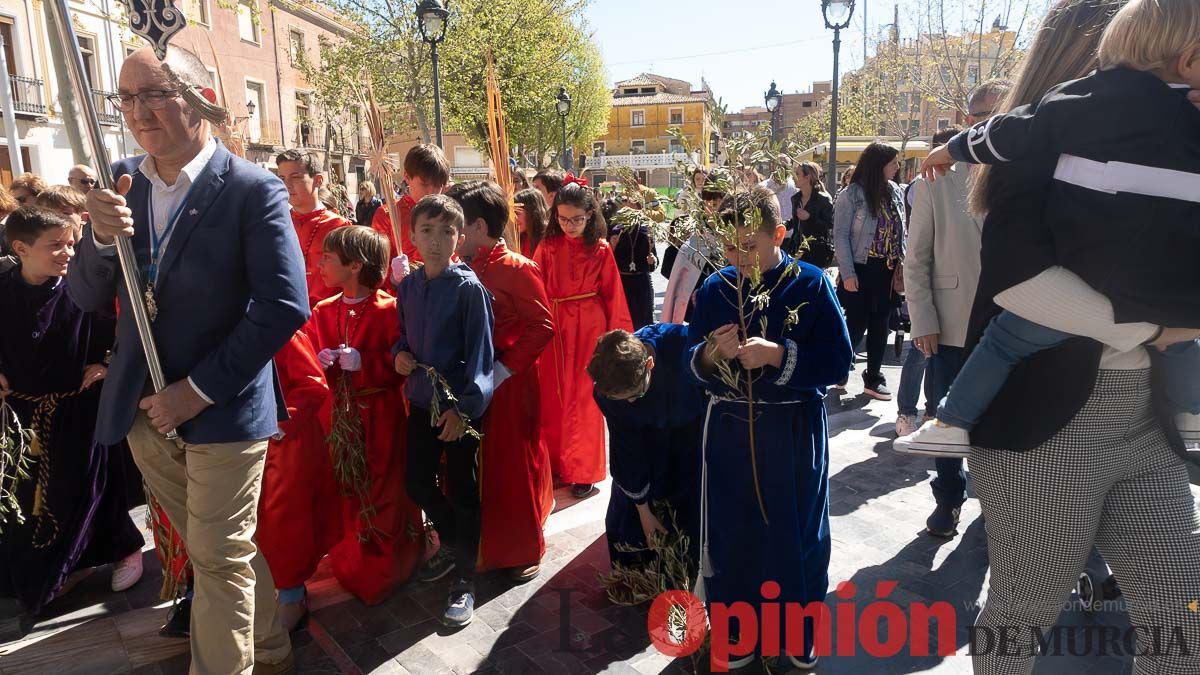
[764,80,782,144]
[556,85,572,171]
[416,0,449,148]
[822,0,855,187]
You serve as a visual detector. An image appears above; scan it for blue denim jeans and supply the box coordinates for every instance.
[937,311,1073,429]
[897,342,931,418]
[925,346,967,508]
[1160,340,1200,415]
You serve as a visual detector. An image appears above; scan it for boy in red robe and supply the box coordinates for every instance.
[305,225,424,605]
[276,149,350,308]
[257,330,342,630]
[447,181,555,583]
[371,143,450,272]
[535,183,632,498]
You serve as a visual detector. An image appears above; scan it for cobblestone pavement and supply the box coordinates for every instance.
[0,259,1160,674]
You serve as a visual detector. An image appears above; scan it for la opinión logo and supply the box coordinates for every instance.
[646,580,958,672]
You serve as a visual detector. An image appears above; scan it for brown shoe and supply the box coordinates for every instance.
[509,564,540,584]
[253,651,295,675]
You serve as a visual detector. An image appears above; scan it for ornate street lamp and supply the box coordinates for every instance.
[764,80,782,143]
[416,0,449,147]
[822,0,855,186]
[556,85,572,171]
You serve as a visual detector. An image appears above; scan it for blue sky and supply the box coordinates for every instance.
[583,0,887,112]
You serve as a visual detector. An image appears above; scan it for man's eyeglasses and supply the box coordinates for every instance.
[106,89,183,112]
[72,177,98,186]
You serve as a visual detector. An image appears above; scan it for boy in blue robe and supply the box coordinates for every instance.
[589,324,702,571]
[688,188,853,669]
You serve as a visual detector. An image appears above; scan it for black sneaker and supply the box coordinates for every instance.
[863,373,892,401]
[159,595,191,638]
[926,504,961,538]
[571,483,594,499]
[418,545,457,583]
[443,578,475,628]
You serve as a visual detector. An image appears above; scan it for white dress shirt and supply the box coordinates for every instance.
[93,138,221,401]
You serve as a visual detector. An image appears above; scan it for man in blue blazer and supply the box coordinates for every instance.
[70,45,307,675]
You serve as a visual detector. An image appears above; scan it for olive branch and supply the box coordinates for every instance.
[417,364,483,442]
[0,398,33,533]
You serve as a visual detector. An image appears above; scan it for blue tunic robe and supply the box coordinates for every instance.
[0,267,143,615]
[594,323,703,569]
[686,254,852,646]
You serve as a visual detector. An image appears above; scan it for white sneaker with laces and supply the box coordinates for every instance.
[1176,413,1200,443]
[895,414,919,437]
[894,420,971,458]
[111,550,144,592]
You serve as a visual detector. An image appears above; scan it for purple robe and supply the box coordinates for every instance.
[0,265,143,615]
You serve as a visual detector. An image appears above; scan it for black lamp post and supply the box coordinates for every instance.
[416,0,449,148]
[556,85,571,171]
[822,0,855,186]
[764,80,782,143]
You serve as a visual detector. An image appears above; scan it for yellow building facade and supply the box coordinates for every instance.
[585,74,716,189]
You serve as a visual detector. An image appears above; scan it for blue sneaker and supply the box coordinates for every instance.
[443,579,475,628]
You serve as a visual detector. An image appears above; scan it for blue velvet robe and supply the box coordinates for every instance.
[594,323,703,569]
[0,267,143,614]
[686,253,852,645]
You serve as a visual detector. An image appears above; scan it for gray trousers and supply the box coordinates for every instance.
[970,369,1200,675]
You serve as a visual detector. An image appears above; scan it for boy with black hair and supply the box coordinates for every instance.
[0,207,144,613]
[277,149,350,308]
[589,326,702,571]
[446,180,555,582]
[393,195,494,626]
[688,188,853,669]
[306,225,424,605]
[532,168,564,207]
[371,143,450,271]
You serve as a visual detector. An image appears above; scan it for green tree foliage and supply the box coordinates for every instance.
[311,0,609,167]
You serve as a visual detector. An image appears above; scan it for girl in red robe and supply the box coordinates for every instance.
[449,181,556,581]
[305,226,423,605]
[534,183,632,497]
[257,330,342,629]
[514,188,548,259]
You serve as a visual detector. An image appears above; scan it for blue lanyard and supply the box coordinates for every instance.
[147,184,195,284]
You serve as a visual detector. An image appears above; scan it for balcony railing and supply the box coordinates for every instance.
[11,75,46,116]
[246,120,283,148]
[589,152,690,170]
[295,123,324,150]
[92,89,121,125]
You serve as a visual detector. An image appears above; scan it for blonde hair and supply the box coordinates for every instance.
[969,0,1126,213]
[35,184,87,214]
[358,180,376,198]
[1098,0,1200,71]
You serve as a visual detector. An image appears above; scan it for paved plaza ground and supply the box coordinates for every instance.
[0,261,1158,674]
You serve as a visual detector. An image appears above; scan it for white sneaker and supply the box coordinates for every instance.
[789,649,819,670]
[111,551,144,592]
[895,414,919,437]
[894,420,971,458]
[1177,413,1200,443]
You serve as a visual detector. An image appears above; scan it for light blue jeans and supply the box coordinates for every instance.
[938,310,1200,429]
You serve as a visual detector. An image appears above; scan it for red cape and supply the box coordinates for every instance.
[293,208,350,308]
[305,290,423,604]
[534,236,632,484]
[469,241,555,570]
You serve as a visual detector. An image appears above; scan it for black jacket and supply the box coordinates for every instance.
[785,189,835,268]
[949,67,1200,328]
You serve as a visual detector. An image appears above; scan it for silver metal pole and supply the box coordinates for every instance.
[0,36,25,176]
[46,0,175,430]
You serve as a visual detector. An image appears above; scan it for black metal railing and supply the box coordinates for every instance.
[295,123,324,150]
[92,89,121,125]
[11,75,45,115]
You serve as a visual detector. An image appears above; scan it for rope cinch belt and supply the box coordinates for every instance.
[549,292,600,403]
[8,387,86,548]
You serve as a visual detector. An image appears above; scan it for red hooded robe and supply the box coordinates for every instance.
[292,208,350,308]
